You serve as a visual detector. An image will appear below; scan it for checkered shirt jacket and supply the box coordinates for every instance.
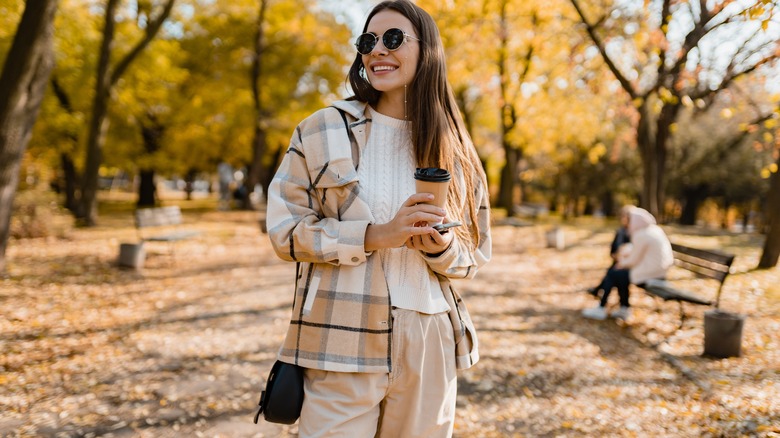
[266,99,492,373]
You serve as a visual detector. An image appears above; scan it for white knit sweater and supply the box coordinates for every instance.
[358,107,449,314]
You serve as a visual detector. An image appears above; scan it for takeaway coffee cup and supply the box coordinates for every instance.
[414,168,451,221]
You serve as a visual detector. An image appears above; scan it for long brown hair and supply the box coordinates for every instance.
[348,0,487,248]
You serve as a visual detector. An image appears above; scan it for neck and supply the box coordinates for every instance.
[375,89,407,120]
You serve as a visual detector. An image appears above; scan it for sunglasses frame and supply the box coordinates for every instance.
[355,28,420,55]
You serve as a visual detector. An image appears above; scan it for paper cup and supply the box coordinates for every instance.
[415,168,451,225]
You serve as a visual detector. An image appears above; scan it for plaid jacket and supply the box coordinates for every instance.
[266,99,491,373]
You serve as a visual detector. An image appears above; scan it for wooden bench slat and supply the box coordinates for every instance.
[144,230,200,242]
[673,259,729,283]
[670,243,735,267]
[134,206,199,244]
[136,206,184,228]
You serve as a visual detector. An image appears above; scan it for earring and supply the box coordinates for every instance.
[404,84,408,120]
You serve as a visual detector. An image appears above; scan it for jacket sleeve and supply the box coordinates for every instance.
[421,173,492,279]
[619,232,647,269]
[266,123,371,266]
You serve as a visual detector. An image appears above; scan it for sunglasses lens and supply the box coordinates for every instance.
[356,33,376,54]
[383,28,405,50]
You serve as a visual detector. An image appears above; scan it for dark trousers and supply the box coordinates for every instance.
[598,267,631,308]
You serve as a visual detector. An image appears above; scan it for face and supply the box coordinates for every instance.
[620,211,630,226]
[361,10,420,96]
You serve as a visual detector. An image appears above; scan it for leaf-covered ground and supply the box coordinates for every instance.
[1,207,778,437]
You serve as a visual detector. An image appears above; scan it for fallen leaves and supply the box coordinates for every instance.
[1,212,778,437]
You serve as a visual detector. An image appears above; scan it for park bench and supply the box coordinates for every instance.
[134,206,200,258]
[639,243,735,328]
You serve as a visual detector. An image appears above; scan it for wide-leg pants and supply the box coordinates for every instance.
[298,308,457,438]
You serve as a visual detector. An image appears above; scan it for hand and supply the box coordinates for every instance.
[405,216,455,255]
[364,193,445,251]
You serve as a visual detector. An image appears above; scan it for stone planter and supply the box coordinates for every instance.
[703,309,746,358]
[545,227,564,250]
[118,243,145,270]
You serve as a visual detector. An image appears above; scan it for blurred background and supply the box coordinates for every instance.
[2,0,780,271]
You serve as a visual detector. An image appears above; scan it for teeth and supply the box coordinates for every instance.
[373,65,396,72]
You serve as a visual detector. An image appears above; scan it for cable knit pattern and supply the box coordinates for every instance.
[358,107,449,314]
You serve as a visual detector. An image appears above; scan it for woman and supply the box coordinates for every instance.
[582,207,673,321]
[587,204,633,298]
[265,1,491,436]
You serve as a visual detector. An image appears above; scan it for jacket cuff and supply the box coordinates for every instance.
[421,238,458,268]
[338,220,371,266]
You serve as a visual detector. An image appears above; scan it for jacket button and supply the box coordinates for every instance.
[351,257,359,262]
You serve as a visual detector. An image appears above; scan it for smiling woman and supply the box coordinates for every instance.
[264,1,491,436]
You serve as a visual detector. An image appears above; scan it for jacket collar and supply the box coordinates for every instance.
[331,99,369,121]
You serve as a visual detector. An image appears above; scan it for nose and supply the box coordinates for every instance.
[371,38,388,56]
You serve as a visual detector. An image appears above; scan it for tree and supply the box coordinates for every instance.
[242,0,269,210]
[760,151,780,267]
[77,0,175,225]
[568,0,780,218]
[0,0,58,274]
[666,84,777,226]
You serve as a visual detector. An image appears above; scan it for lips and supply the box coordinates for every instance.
[371,64,398,73]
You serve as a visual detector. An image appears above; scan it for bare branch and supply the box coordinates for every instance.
[251,0,268,114]
[110,0,176,87]
[657,0,672,84]
[692,50,780,100]
[568,0,637,99]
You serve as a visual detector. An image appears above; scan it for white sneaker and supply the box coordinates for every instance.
[610,306,632,320]
[582,306,607,320]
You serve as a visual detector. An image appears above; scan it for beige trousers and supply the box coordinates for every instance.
[298,308,457,438]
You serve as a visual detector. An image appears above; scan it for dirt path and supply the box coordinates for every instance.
[1,211,778,437]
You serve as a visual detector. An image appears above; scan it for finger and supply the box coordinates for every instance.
[404,193,435,207]
[408,225,435,236]
[408,212,445,226]
[428,230,445,245]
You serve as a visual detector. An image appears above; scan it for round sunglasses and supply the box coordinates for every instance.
[355,28,420,55]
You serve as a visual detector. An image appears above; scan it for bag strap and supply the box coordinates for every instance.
[254,360,283,423]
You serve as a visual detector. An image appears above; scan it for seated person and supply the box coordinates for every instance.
[582,207,673,321]
[588,205,633,298]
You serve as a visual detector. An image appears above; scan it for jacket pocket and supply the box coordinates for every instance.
[310,159,358,188]
[309,159,359,219]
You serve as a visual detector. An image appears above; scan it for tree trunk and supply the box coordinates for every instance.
[136,117,164,208]
[498,143,520,212]
[61,153,78,213]
[635,102,659,217]
[494,0,523,213]
[137,170,156,207]
[758,156,780,268]
[654,103,680,220]
[184,169,196,201]
[78,0,119,225]
[244,0,269,210]
[601,190,615,217]
[0,0,58,274]
[680,185,707,226]
[50,78,80,213]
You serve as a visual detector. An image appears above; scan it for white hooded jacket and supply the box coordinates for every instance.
[618,208,673,284]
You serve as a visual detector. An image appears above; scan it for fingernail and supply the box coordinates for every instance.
[428,194,434,200]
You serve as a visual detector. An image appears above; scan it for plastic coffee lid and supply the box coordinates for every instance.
[414,167,451,182]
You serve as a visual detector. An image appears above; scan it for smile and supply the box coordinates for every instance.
[372,65,397,72]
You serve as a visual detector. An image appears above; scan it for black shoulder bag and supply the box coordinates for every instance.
[253,359,305,424]
[254,259,305,425]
